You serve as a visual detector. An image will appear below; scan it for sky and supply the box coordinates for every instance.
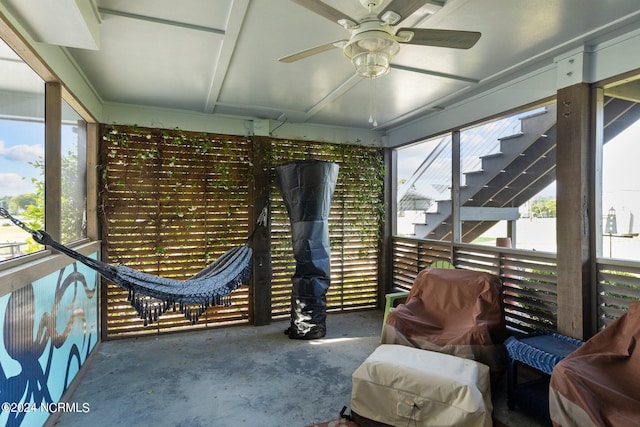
[602,118,640,233]
[0,119,44,198]
[0,117,81,199]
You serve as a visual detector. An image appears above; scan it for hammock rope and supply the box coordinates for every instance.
[0,207,258,325]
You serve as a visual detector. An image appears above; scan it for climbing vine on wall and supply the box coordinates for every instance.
[267,138,385,316]
[99,125,385,333]
[99,124,252,336]
[100,125,252,272]
[268,139,384,239]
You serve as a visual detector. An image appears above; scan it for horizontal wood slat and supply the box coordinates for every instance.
[392,237,558,333]
[100,125,252,338]
[393,239,640,334]
[101,127,384,337]
[268,140,383,318]
[597,258,640,329]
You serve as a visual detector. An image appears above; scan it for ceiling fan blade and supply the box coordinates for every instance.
[290,0,357,25]
[398,28,481,49]
[378,0,430,23]
[278,41,345,63]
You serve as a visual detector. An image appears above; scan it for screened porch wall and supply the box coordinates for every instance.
[98,129,640,339]
[99,126,383,338]
[99,125,253,337]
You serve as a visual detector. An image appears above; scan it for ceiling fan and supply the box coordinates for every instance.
[279,0,481,79]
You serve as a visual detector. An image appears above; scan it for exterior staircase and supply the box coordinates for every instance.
[410,96,640,242]
[414,105,557,239]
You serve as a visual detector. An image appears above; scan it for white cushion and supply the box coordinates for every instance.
[351,344,492,427]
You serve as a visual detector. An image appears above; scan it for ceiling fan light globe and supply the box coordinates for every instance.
[343,31,399,78]
[352,51,391,77]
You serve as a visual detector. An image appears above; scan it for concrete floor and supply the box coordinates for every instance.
[51,310,548,427]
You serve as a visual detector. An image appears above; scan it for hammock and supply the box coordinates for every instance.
[0,207,254,325]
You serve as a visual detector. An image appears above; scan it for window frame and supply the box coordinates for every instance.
[394,100,557,250]
[0,19,98,275]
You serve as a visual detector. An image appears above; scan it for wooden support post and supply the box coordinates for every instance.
[450,130,461,263]
[507,220,516,247]
[250,136,273,325]
[451,130,461,245]
[556,83,593,339]
[380,148,395,308]
[86,122,99,241]
[45,82,62,242]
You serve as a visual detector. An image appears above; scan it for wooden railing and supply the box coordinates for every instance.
[596,258,640,329]
[393,236,640,335]
[393,236,558,333]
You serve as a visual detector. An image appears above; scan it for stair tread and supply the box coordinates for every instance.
[498,131,524,141]
[465,169,484,175]
[479,152,503,160]
[517,108,549,121]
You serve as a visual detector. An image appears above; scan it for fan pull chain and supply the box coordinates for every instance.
[369,77,378,127]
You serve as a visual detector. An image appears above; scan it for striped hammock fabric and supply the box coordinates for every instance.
[1,207,253,326]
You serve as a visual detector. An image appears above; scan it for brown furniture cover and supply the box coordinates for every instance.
[381,268,507,375]
[549,300,640,427]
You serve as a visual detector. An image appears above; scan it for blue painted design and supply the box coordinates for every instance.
[0,255,98,427]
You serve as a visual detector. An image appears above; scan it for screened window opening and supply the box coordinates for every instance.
[459,104,557,249]
[396,134,452,239]
[601,80,640,261]
[395,103,558,251]
[61,100,87,244]
[0,38,45,261]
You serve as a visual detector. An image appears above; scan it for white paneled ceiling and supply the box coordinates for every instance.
[4,0,640,132]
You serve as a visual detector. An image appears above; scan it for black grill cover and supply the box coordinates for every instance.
[276,160,339,339]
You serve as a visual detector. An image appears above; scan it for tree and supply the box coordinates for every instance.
[8,194,37,213]
[60,147,86,241]
[21,159,45,253]
[531,196,556,218]
[20,146,85,251]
